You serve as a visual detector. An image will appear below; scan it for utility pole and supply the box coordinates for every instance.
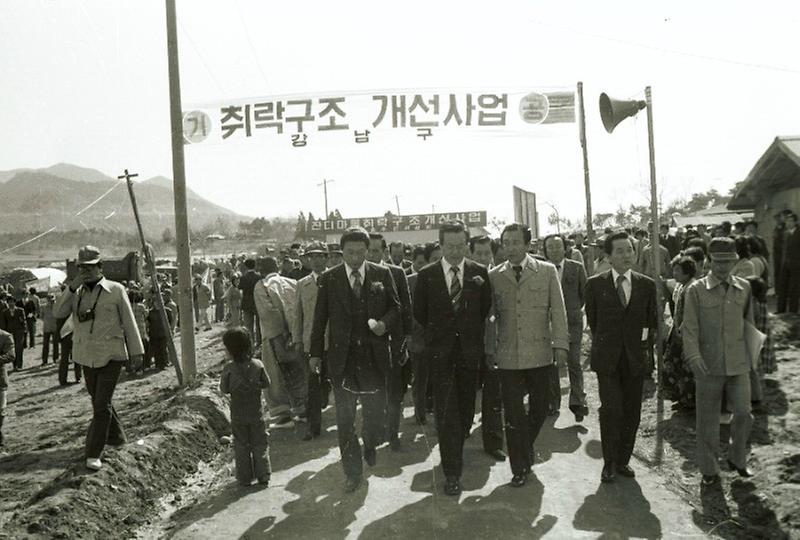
[394,195,401,215]
[317,178,334,217]
[164,0,197,383]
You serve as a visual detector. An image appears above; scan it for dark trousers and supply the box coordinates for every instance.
[546,362,561,411]
[478,365,504,453]
[231,420,271,484]
[777,267,800,313]
[332,381,387,479]
[42,332,59,363]
[411,351,431,421]
[83,360,126,459]
[12,332,25,369]
[149,337,169,370]
[305,354,331,436]
[596,355,644,467]
[26,319,36,348]
[386,354,412,441]
[58,335,81,384]
[498,365,550,475]
[215,301,225,322]
[431,350,478,478]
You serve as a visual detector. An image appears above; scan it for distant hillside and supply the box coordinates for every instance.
[0,167,248,237]
[0,163,112,184]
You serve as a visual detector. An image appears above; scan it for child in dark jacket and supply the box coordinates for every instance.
[219,327,271,486]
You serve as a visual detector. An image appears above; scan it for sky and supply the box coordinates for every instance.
[1,0,799,234]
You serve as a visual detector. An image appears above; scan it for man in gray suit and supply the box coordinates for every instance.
[544,234,589,422]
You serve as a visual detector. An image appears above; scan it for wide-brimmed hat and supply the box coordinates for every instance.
[77,245,101,265]
[708,237,738,261]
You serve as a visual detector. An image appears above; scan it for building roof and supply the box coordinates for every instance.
[728,136,800,210]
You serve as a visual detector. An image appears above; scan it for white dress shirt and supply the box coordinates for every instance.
[344,261,366,290]
[611,268,633,304]
[441,258,465,290]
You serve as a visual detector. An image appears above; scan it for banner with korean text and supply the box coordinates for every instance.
[182,88,575,149]
[306,210,487,238]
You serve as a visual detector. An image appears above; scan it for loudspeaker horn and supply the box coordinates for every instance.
[599,93,647,133]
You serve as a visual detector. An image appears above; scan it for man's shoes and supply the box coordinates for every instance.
[257,475,270,486]
[270,417,294,429]
[364,447,377,466]
[616,464,635,478]
[389,437,402,452]
[86,458,102,471]
[485,448,507,462]
[727,459,754,478]
[601,462,615,483]
[301,431,314,441]
[444,476,462,496]
[573,405,589,423]
[510,469,529,487]
[344,475,362,493]
[701,474,720,486]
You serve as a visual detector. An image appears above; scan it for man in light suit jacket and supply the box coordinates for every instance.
[292,242,332,441]
[544,234,589,422]
[487,224,569,487]
[413,220,492,496]
[310,228,400,493]
[585,231,658,483]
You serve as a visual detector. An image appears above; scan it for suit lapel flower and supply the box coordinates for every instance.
[369,281,385,295]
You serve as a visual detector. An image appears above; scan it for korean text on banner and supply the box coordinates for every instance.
[182,88,576,149]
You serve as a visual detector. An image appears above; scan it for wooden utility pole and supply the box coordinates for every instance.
[394,195,401,215]
[577,81,595,275]
[645,86,665,384]
[165,0,196,383]
[317,178,334,217]
[120,169,183,385]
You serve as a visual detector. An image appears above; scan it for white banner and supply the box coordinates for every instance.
[182,87,575,148]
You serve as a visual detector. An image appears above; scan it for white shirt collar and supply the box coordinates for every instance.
[441,257,465,276]
[611,268,632,282]
[344,261,366,279]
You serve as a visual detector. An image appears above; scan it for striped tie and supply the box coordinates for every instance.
[450,266,462,308]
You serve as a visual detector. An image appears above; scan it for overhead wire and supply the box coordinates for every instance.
[529,19,800,76]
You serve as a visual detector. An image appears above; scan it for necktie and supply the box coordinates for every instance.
[316,275,322,288]
[450,266,462,306]
[513,265,522,282]
[351,270,362,299]
[616,274,628,307]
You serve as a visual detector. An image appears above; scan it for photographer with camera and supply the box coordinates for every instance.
[54,246,144,471]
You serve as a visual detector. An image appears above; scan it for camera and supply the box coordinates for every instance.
[77,309,96,323]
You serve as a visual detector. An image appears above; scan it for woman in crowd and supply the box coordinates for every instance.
[746,276,774,413]
[225,273,243,327]
[747,235,770,286]
[661,256,698,409]
[732,235,756,279]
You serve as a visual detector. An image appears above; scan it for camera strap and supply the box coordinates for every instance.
[74,285,103,333]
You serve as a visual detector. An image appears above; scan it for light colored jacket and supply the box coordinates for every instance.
[487,255,569,370]
[194,284,212,310]
[254,273,296,341]
[681,274,754,376]
[54,278,144,368]
[292,273,327,353]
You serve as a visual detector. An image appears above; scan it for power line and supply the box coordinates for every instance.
[177,18,227,96]
[233,0,270,90]
[529,19,800,76]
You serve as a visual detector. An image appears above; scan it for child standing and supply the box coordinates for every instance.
[219,327,271,486]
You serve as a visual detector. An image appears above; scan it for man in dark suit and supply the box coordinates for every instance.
[367,234,413,451]
[467,234,506,462]
[777,211,800,313]
[585,231,658,483]
[413,220,493,496]
[544,234,589,422]
[238,259,262,349]
[310,228,400,493]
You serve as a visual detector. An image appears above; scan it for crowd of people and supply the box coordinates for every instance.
[0,210,793,493]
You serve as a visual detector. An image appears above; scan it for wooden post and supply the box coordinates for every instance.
[120,169,184,386]
[165,0,197,383]
[577,82,595,274]
[645,86,664,372]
